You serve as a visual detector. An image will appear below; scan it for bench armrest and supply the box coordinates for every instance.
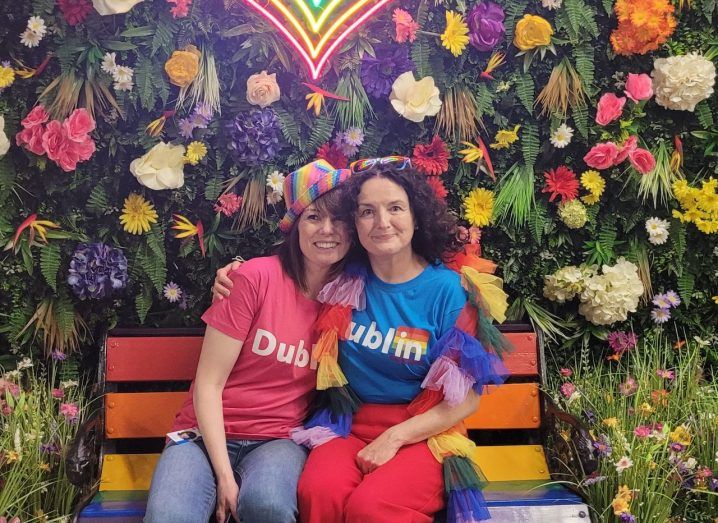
[542,394,599,479]
[66,408,101,488]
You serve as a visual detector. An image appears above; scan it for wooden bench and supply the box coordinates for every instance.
[70,325,591,522]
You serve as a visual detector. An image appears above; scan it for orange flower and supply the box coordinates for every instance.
[611,0,676,55]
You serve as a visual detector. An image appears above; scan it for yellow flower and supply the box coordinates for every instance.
[441,11,469,57]
[306,92,324,116]
[490,125,521,149]
[581,170,605,195]
[120,193,158,235]
[616,485,633,502]
[164,45,201,88]
[669,424,692,446]
[602,417,619,428]
[712,296,718,304]
[185,141,207,165]
[5,450,20,463]
[0,65,15,89]
[172,214,200,239]
[463,188,494,227]
[514,14,554,51]
[458,142,484,164]
[637,402,654,415]
[611,497,629,515]
[582,192,601,205]
[39,462,51,472]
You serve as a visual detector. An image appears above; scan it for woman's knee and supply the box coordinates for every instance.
[344,485,379,522]
[240,497,296,523]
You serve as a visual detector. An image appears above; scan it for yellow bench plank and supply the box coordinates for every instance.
[100,453,159,491]
[475,445,550,482]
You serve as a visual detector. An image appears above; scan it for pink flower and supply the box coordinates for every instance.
[615,135,638,164]
[619,376,638,396]
[628,148,656,174]
[214,193,243,217]
[595,93,626,126]
[21,105,50,129]
[59,402,79,421]
[16,124,46,155]
[657,369,675,379]
[560,382,576,398]
[52,388,64,399]
[63,108,95,142]
[624,73,653,103]
[584,142,619,170]
[392,8,419,43]
[560,368,573,377]
[71,138,96,162]
[634,425,652,438]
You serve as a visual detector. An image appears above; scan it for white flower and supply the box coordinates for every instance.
[101,52,118,75]
[543,265,595,303]
[27,16,47,37]
[652,53,716,112]
[17,357,33,371]
[541,0,563,10]
[615,456,633,473]
[578,258,644,325]
[266,170,285,192]
[20,28,42,48]
[130,142,186,190]
[114,78,134,92]
[390,72,442,123]
[61,379,79,389]
[683,457,697,470]
[550,123,573,148]
[92,0,144,15]
[645,217,669,245]
[0,115,10,158]
[266,190,283,205]
[112,65,134,84]
[344,127,364,146]
[4,370,20,381]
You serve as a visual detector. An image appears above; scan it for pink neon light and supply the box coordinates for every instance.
[243,0,394,79]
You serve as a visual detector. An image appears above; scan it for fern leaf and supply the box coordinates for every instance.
[703,0,716,20]
[530,201,547,243]
[602,0,613,14]
[141,228,167,294]
[204,176,223,201]
[86,184,109,214]
[695,101,714,129]
[671,219,686,266]
[274,107,303,148]
[40,244,61,292]
[521,122,539,167]
[135,56,156,111]
[677,272,694,306]
[411,38,431,79]
[515,73,534,114]
[573,104,589,139]
[573,45,595,89]
[505,0,529,43]
[475,84,494,118]
[305,115,335,153]
[358,120,386,158]
[55,295,76,340]
[135,285,152,324]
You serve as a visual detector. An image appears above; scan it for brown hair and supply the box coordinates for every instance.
[277,186,352,291]
[342,164,461,264]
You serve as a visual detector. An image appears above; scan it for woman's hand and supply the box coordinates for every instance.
[355,429,405,474]
[212,260,243,301]
[215,475,240,523]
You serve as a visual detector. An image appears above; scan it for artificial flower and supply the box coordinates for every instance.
[27,16,47,37]
[645,217,669,244]
[608,331,638,354]
[226,108,281,167]
[652,53,716,112]
[657,369,675,379]
[67,242,128,299]
[392,8,419,43]
[0,64,15,88]
[595,93,626,126]
[611,0,676,56]
[165,45,201,88]
[316,142,348,169]
[167,0,192,18]
[0,115,10,157]
[490,124,520,149]
[130,142,186,190]
[618,376,638,396]
[266,190,283,205]
[92,0,144,15]
[653,293,672,309]
[665,290,681,307]
[184,141,207,165]
[543,166,579,202]
[266,170,285,192]
[615,457,633,473]
[584,142,619,170]
[112,65,134,91]
[513,14,553,52]
[624,73,653,102]
[651,307,671,323]
[580,170,605,205]
[542,0,562,9]
[214,193,242,217]
[603,417,619,428]
[672,178,718,234]
[628,148,656,174]
[441,11,470,57]
[543,265,595,303]
[467,1,505,52]
[550,123,573,148]
[669,424,692,446]
[558,199,587,229]
[390,72,442,123]
[334,132,358,157]
[172,214,205,256]
[163,282,183,303]
[119,193,158,235]
[361,44,414,99]
[463,188,494,227]
[480,51,506,81]
[426,176,448,201]
[412,135,450,175]
[578,258,644,325]
[246,71,281,108]
[101,52,118,75]
[12,214,60,248]
[20,29,42,48]
[57,0,93,25]
[459,141,483,163]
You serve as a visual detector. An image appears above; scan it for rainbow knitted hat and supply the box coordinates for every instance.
[279,160,351,233]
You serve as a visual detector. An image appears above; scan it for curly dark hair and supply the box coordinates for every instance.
[342,164,461,264]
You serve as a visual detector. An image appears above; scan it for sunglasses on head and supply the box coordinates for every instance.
[350,156,412,173]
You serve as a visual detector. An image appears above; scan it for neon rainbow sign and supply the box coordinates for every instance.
[237,0,394,79]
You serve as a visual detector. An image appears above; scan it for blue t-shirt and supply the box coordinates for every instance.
[339,263,467,403]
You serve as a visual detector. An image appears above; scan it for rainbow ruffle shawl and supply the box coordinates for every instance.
[291,246,512,522]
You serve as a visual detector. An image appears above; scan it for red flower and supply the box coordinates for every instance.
[425,176,448,201]
[412,135,450,176]
[316,142,348,169]
[57,0,93,25]
[542,166,579,202]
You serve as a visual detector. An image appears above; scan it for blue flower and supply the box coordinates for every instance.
[227,108,281,166]
[67,242,128,300]
[360,44,414,98]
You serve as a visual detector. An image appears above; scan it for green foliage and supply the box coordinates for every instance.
[39,244,61,292]
[515,73,535,114]
[521,122,539,167]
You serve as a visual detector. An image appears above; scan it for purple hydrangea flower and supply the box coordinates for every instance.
[67,243,128,300]
[227,108,281,166]
[360,44,414,98]
[467,1,505,52]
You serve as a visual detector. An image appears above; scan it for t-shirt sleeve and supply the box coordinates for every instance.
[201,268,260,342]
[438,283,469,337]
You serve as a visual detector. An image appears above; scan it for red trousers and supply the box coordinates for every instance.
[298,403,444,523]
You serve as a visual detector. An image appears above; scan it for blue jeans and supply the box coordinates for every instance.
[144,438,308,523]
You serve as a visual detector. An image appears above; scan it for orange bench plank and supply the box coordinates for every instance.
[464,383,540,429]
[106,336,203,382]
[105,392,187,438]
[501,332,539,377]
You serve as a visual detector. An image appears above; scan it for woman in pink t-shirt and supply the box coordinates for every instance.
[145,160,353,523]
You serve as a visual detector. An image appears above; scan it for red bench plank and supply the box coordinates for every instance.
[106,337,203,382]
[501,332,539,377]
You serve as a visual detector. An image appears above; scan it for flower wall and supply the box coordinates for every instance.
[0,0,717,368]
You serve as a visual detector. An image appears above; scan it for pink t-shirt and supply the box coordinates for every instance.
[172,256,320,440]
